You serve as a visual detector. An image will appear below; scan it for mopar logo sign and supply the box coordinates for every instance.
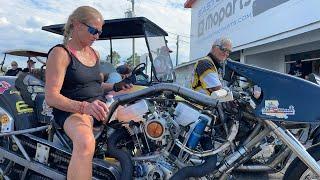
[197,0,291,38]
[198,0,252,37]
[190,0,320,60]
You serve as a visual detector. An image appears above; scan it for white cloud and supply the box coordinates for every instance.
[0,0,191,66]
[18,26,36,33]
[0,17,10,26]
[26,16,53,28]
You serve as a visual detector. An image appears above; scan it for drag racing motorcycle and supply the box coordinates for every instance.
[98,60,320,180]
[1,17,320,180]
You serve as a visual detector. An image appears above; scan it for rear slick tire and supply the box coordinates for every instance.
[284,143,320,180]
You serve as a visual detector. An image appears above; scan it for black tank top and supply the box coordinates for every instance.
[48,44,104,103]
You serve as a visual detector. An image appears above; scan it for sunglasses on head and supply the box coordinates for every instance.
[82,22,102,36]
[217,45,232,54]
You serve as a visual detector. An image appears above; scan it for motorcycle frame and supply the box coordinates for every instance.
[212,119,320,179]
[0,127,66,179]
[0,125,120,179]
[264,120,320,176]
[234,115,307,173]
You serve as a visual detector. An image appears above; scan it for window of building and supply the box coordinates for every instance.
[285,50,320,77]
[229,51,240,61]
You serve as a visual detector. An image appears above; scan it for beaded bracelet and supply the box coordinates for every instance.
[79,101,88,114]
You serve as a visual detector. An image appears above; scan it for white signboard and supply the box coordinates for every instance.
[189,0,320,60]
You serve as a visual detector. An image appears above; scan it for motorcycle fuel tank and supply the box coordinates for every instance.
[226,60,320,123]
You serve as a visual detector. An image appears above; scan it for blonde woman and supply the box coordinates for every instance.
[45,6,131,179]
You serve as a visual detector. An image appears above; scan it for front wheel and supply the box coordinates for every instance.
[284,144,320,180]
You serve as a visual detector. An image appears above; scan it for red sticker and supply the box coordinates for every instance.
[0,81,11,94]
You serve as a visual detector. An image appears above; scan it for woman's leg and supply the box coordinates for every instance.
[63,114,95,180]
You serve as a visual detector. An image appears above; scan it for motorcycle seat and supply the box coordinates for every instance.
[15,72,45,108]
[34,94,53,124]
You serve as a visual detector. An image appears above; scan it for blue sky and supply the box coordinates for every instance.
[0,0,191,69]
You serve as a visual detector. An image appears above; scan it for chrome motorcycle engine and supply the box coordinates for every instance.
[134,156,176,179]
[125,99,215,179]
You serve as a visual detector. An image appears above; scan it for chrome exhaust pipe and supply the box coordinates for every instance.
[235,165,273,172]
[105,83,219,124]
[265,120,320,176]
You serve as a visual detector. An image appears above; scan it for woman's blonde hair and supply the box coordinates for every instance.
[63,6,104,45]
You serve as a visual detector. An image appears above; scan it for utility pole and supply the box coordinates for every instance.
[176,35,179,66]
[127,0,135,66]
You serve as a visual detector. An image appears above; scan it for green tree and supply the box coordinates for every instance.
[125,53,140,68]
[106,51,121,66]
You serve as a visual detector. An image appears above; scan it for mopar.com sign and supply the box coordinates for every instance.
[197,0,253,38]
[189,0,320,60]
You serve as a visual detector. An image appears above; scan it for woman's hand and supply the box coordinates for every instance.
[83,100,109,121]
[113,78,133,92]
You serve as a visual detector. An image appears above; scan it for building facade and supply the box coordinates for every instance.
[175,0,320,87]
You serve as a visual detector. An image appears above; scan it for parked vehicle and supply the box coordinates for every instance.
[1,50,47,80]
[1,17,320,180]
